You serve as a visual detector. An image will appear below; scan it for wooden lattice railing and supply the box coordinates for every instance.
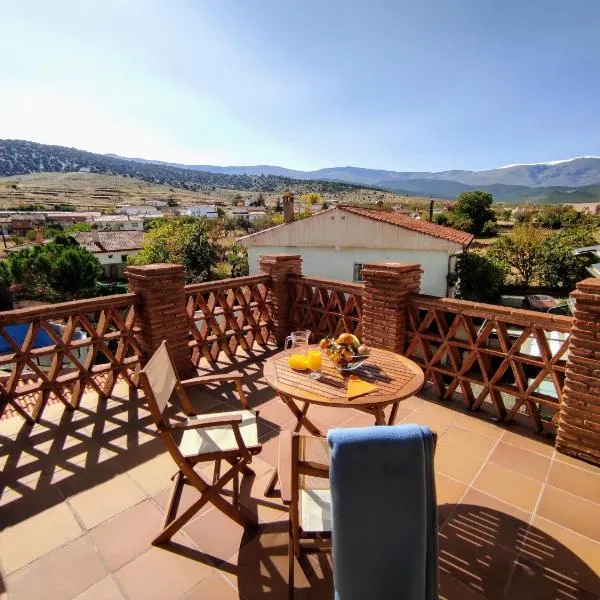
[288,275,363,341]
[0,294,141,423]
[185,275,273,365]
[406,295,573,433]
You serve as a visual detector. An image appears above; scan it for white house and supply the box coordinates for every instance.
[74,230,144,280]
[94,215,145,231]
[116,205,160,216]
[238,205,473,296]
[184,205,219,219]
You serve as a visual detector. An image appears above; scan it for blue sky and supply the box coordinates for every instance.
[2,0,600,171]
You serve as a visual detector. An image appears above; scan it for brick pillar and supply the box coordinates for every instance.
[126,264,195,378]
[258,254,303,346]
[556,278,600,465]
[361,263,422,353]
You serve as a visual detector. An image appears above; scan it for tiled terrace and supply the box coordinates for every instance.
[1,348,599,600]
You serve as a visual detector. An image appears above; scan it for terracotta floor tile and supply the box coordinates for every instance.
[0,500,83,573]
[472,462,543,512]
[436,437,487,484]
[435,472,468,506]
[183,506,247,565]
[488,441,551,482]
[554,450,600,476]
[519,516,600,596]
[153,479,214,519]
[546,459,600,504]
[182,572,238,600]
[90,499,164,571]
[452,489,531,553]
[255,398,295,429]
[6,536,107,600]
[501,429,554,457]
[439,519,519,600]
[441,425,499,458]
[504,556,597,600]
[412,399,465,424]
[404,410,452,438]
[69,473,147,529]
[125,452,176,496]
[239,470,288,524]
[451,410,505,439]
[114,539,214,600]
[73,576,126,600]
[537,485,600,541]
[439,571,487,600]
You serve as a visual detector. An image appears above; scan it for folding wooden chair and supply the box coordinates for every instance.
[138,341,262,545]
[278,431,331,600]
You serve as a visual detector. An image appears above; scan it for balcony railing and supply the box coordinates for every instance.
[288,274,363,340]
[0,293,141,422]
[185,274,273,366]
[406,294,573,433]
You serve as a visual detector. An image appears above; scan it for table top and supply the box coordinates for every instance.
[262,345,424,408]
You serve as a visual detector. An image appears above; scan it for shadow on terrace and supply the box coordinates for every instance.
[0,259,599,599]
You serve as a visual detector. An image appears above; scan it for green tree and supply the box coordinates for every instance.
[452,191,495,235]
[273,198,283,213]
[432,213,450,226]
[536,225,597,288]
[449,252,507,301]
[64,222,92,235]
[129,217,220,283]
[480,220,499,237]
[0,235,102,300]
[228,243,249,277]
[488,223,546,286]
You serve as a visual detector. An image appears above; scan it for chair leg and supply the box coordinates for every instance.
[288,531,295,600]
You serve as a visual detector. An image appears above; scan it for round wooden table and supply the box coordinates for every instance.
[262,345,424,437]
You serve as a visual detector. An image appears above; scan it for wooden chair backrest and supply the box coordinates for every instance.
[139,341,180,427]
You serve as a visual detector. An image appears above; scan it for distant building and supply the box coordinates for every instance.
[239,204,473,296]
[183,205,219,219]
[116,205,160,216]
[74,230,144,280]
[9,213,46,236]
[94,215,145,231]
[45,212,98,228]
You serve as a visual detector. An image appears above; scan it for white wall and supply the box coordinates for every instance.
[248,246,451,296]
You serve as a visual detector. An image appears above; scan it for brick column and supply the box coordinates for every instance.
[361,263,422,353]
[556,278,600,465]
[126,264,195,378]
[258,254,303,346]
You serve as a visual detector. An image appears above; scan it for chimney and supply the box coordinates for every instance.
[282,191,294,224]
[429,199,434,222]
[91,223,100,244]
[34,228,43,245]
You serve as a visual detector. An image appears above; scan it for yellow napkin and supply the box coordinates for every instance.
[347,375,378,400]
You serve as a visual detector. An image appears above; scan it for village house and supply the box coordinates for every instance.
[183,204,219,218]
[9,213,46,236]
[73,229,144,280]
[239,204,473,296]
[116,205,160,216]
[93,215,145,231]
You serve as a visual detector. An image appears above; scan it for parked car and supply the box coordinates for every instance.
[522,294,571,315]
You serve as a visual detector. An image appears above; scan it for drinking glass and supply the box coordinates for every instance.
[307,350,322,380]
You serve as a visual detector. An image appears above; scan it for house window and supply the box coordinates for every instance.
[121,254,128,263]
[353,263,364,283]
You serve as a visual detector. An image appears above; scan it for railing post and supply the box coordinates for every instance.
[126,264,195,378]
[258,254,303,346]
[361,263,422,353]
[556,278,600,465]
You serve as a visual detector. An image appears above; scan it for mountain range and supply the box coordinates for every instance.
[2,139,600,203]
[109,154,600,203]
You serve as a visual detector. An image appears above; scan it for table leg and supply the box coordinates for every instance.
[374,406,386,426]
[281,395,323,437]
[388,402,400,425]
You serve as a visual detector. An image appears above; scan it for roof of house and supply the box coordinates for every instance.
[74,231,144,253]
[338,205,474,246]
[94,215,145,223]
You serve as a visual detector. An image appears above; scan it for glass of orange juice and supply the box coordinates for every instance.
[307,350,322,380]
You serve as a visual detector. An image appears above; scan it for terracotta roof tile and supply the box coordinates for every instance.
[74,231,144,253]
[338,205,474,247]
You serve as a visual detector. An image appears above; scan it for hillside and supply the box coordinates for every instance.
[0,139,371,196]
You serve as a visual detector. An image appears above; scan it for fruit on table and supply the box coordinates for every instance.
[319,334,370,368]
[288,354,309,370]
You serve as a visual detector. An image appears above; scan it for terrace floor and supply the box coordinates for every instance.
[0,347,599,600]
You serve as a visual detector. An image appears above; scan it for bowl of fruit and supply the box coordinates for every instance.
[319,333,371,372]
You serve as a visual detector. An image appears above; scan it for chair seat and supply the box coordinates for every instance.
[300,489,332,533]
[179,410,258,457]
